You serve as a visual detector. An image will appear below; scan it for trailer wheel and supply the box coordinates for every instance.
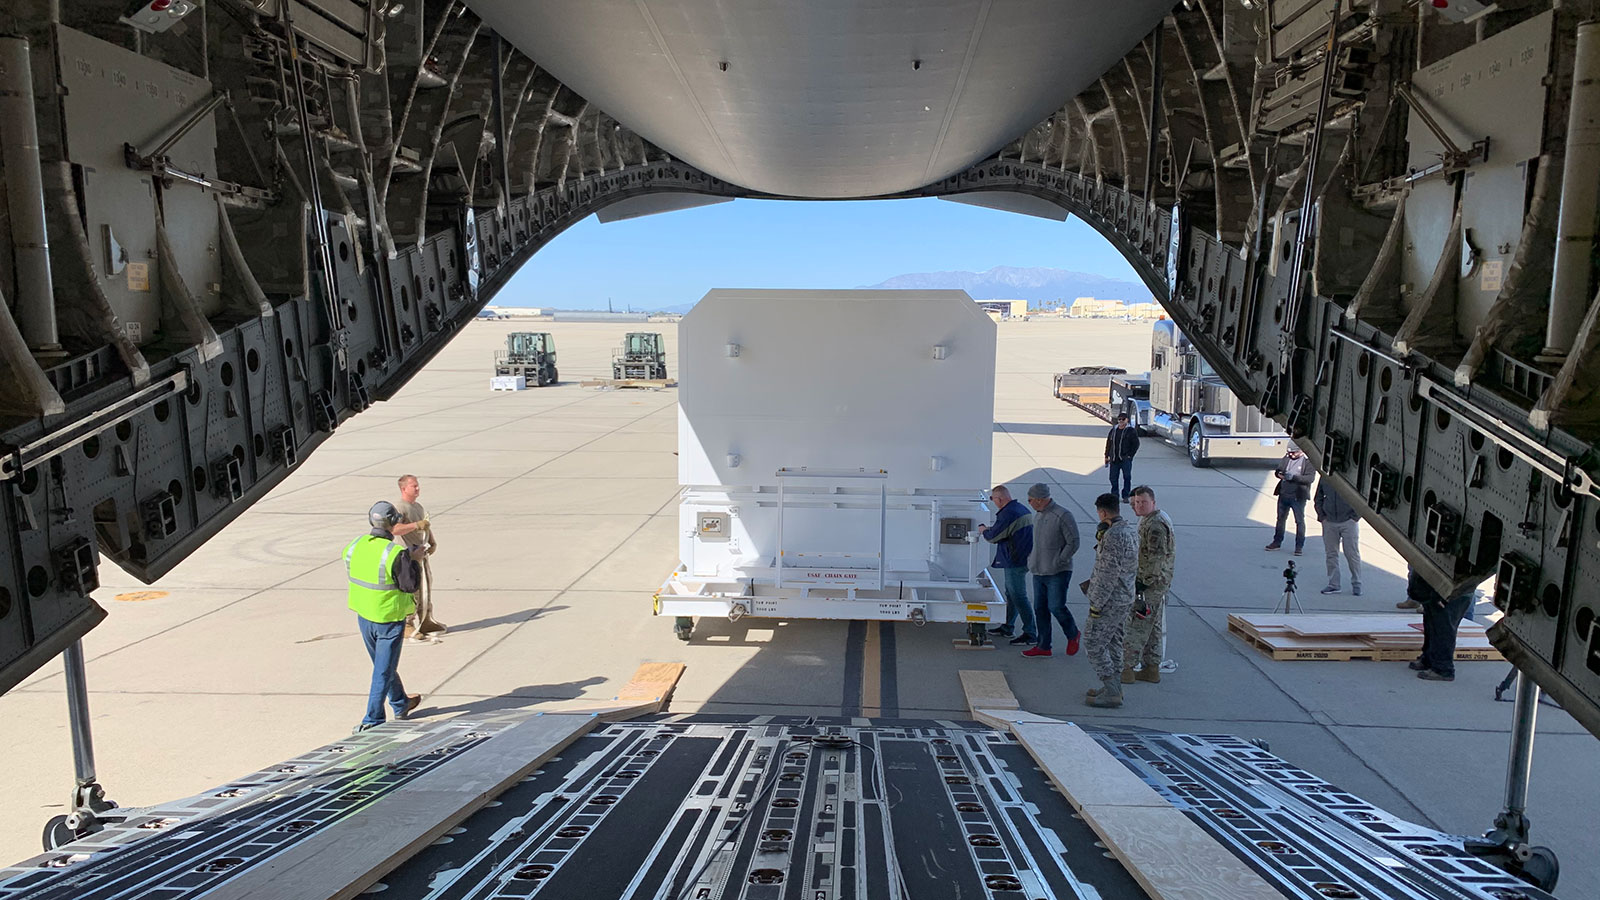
[674,616,694,642]
[1187,423,1211,468]
[966,622,988,646]
[42,816,77,851]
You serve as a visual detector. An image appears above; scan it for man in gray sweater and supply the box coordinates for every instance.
[1314,477,1361,596]
[1021,483,1081,658]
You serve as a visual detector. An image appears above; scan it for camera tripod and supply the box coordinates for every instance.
[1273,560,1305,614]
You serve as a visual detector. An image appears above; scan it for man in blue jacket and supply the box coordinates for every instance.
[978,485,1036,644]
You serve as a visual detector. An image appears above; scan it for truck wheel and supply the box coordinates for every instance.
[1187,423,1211,468]
[549,366,558,384]
[534,368,548,387]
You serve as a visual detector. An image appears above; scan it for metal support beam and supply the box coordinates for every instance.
[278,3,346,343]
[53,639,117,847]
[0,36,62,356]
[1464,670,1560,891]
[63,641,97,794]
[1502,672,1539,823]
[1142,25,1163,203]
[1541,20,1600,360]
[1279,2,1343,394]
[492,33,513,210]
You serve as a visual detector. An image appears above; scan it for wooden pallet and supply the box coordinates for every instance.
[580,378,677,389]
[1227,613,1503,662]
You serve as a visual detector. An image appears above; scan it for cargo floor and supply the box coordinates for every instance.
[0,714,1555,900]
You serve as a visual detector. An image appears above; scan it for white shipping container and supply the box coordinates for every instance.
[656,289,1006,641]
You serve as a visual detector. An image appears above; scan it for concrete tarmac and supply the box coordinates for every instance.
[2,317,1595,897]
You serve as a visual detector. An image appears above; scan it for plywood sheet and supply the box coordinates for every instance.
[554,700,664,723]
[959,669,1019,714]
[616,661,686,706]
[204,713,598,900]
[1012,722,1169,810]
[971,707,1062,732]
[1081,804,1289,900]
[1284,617,1485,638]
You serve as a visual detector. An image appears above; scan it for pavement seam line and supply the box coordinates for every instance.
[424,486,681,699]
[36,394,673,685]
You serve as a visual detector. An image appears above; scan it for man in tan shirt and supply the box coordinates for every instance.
[393,474,445,641]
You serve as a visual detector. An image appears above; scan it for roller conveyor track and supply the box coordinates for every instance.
[0,716,1558,900]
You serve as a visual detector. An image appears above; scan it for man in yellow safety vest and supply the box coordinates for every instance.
[347,501,424,732]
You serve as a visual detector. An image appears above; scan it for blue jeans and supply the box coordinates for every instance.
[1108,459,1134,497]
[998,566,1035,638]
[1273,497,1306,550]
[1417,583,1474,677]
[1032,571,1079,651]
[358,616,409,727]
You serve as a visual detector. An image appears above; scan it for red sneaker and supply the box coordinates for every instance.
[1065,635,1081,656]
[1022,647,1052,659]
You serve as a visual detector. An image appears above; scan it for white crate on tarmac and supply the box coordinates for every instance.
[490,375,526,391]
[657,289,1006,632]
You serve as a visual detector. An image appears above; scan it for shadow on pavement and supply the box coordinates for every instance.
[420,677,607,718]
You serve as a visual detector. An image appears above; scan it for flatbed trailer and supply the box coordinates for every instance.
[1052,365,1129,420]
[1054,322,1286,466]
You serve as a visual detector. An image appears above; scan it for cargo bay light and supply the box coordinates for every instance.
[655,290,1006,641]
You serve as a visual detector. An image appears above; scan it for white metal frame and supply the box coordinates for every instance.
[775,467,888,589]
[658,467,1003,625]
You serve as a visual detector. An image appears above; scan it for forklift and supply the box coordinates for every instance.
[494,332,559,386]
[612,332,668,380]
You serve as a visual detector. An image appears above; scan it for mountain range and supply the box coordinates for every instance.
[858,266,1152,306]
[646,266,1150,313]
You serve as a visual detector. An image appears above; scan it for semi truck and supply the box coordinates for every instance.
[1056,319,1287,466]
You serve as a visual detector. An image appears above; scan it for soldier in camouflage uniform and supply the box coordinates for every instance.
[1122,485,1175,684]
[1083,493,1140,708]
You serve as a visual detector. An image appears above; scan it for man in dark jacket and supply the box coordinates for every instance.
[1314,477,1362,595]
[1265,446,1314,555]
[978,485,1035,644]
[1104,413,1141,501]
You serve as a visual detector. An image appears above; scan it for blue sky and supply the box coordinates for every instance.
[499,197,1144,310]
